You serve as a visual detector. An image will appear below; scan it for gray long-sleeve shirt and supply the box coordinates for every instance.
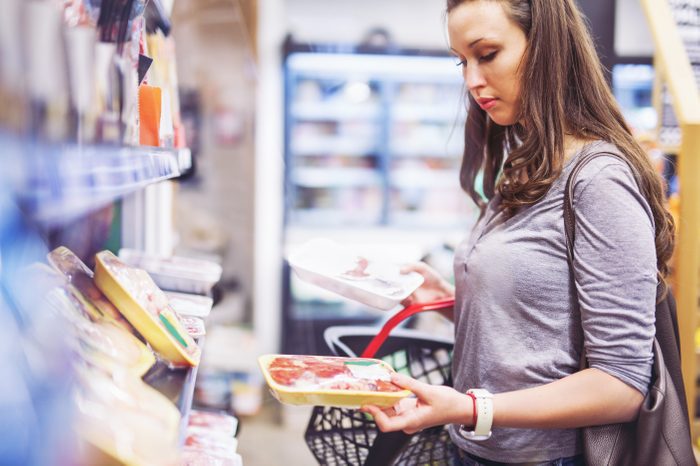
[447,141,657,463]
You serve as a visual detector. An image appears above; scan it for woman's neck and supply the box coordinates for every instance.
[563,134,592,161]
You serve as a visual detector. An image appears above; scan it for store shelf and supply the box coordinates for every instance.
[291,102,381,121]
[290,208,382,226]
[391,149,462,158]
[390,169,458,188]
[292,167,382,188]
[392,104,466,123]
[291,137,379,156]
[287,52,464,83]
[1,132,191,226]
[388,211,471,228]
[143,336,204,445]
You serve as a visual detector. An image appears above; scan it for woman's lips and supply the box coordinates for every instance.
[477,97,497,110]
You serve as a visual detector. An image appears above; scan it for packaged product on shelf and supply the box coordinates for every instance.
[288,238,424,310]
[258,354,411,408]
[74,367,181,466]
[165,290,213,318]
[73,319,156,377]
[138,84,162,146]
[119,248,222,295]
[188,409,238,437]
[47,246,135,331]
[182,448,243,466]
[94,250,201,367]
[25,1,70,141]
[184,431,238,455]
[180,315,206,338]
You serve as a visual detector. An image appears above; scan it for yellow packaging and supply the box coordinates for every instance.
[259,354,411,408]
[76,320,156,378]
[74,367,181,466]
[47,246,136,332]
[94,251,200,367]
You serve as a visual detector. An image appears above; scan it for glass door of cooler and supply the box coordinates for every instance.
[282,47,477,355]
[388,81,470,228]
[286,71,385,227]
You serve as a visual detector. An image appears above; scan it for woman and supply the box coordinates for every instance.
[360,1,674,465]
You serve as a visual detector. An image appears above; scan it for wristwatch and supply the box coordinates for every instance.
[458,388,493,441]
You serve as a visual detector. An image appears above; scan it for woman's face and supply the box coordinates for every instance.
[448,1,528,126]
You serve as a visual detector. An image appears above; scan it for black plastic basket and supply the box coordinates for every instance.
[304,300,457,466]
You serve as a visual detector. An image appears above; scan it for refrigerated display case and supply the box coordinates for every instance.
[281,41,478,355]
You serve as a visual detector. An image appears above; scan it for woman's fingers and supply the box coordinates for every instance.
[400,262,429,275]
[362,405,404,432]
[391,373,432,399]
[400,296,414,307]
[393,396,418,414]
[362,404,423,433]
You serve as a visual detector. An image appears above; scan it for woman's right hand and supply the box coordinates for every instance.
[400,262,455,308]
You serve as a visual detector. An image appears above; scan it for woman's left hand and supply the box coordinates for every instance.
[361,373,468,434]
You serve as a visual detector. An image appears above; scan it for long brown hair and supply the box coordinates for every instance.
[447,0,675,282]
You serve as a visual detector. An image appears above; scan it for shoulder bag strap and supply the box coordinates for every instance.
[563,151,625,370]
[563,151,625,264]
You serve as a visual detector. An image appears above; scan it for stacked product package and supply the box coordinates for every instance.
[32,246,224,465]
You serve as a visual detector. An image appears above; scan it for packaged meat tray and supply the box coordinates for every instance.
[181,316,206,338]
[182,448,243,466]
[74,319,156,377]
[47,246,135,332]
[259,354,411,408]
[94,250,201,367]
[188,410,238,437]
[74,367,181,466]
[165,291,213,318]
[288,238,424,310]
[118,248,222,295]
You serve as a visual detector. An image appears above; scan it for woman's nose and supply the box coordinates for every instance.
[464,65,487,92]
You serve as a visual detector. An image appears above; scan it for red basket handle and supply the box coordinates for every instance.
[360,298,455,358]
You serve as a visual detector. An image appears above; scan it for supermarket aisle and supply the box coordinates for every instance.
[237,401,316,465]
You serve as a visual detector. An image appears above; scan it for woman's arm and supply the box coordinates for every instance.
[493,368,642,428]
[363,368,643,434]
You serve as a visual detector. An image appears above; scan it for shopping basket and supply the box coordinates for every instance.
[304,299,458,466]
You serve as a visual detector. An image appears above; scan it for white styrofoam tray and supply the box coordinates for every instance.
[288,238,424,311]
[119,249,222,295]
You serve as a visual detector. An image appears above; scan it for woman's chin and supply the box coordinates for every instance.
[488,111,517,127]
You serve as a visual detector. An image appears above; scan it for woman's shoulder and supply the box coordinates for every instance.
[569,140,637,194]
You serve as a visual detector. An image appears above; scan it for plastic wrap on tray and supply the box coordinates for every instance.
[74,367,181,466]
[187,410,238,437]
[72,319,156,377]
[94,251,201,367]
[180,315,206,338]
[288,238,424,310]
[184,432,238,454]
[47,246,135,332]
[165,291,213,318]
[119,248,222,295]
[259,355,411,408]
[182,448,242,466]
[18,263,155,376]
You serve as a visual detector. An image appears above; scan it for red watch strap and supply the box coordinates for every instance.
[466,391,478,427]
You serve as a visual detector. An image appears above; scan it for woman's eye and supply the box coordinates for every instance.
[479,51,497,63]
[455,58,467,67]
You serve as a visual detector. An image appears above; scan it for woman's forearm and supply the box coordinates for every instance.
[453,368,643,429]
[491,368,643,428]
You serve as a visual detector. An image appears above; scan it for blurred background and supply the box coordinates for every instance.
[0,0,696,465]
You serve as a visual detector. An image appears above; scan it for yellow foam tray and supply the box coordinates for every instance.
[94,251,200,367]
[259,354,411,408]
